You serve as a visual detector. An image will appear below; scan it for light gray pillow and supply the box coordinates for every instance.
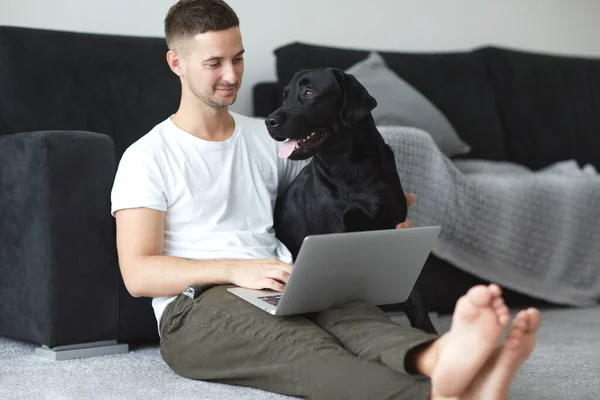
[345,52,471,157]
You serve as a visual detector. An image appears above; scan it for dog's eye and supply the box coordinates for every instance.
[303,89,314,97]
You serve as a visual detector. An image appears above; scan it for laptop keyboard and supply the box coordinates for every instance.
[258,294,282,306]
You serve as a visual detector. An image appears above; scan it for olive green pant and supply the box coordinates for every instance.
[160,285,438,400]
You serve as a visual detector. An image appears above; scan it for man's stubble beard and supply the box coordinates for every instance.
[188,80,238,110]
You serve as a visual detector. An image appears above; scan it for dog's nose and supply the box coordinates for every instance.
[266,114,282,128]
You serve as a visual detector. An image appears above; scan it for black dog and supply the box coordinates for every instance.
[265,67,436,334]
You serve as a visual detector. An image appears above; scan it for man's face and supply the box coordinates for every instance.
[178,27,244,109]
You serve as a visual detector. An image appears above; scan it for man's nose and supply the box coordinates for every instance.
[222,63,238,84]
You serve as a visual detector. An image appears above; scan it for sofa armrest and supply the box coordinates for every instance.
[0,130,119,347]
[253,82,282,118]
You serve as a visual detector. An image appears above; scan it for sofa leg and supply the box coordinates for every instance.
[34,340,129,360]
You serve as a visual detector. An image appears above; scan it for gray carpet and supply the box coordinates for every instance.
[1,306,599,400]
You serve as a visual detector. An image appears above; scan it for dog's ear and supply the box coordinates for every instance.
[332,69,377,127]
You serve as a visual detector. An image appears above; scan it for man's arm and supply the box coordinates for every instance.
[115,207,292,298]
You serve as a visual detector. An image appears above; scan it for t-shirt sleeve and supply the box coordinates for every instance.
[277,157,309,196]
[110,146,167,216]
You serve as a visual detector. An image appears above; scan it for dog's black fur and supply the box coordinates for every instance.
[266,67,435,334]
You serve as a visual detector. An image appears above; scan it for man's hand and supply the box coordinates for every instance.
[226,258,293,292]
[396,193,416,229]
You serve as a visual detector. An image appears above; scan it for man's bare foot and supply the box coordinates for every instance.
[458,308,541,400]
[429,284,511,397]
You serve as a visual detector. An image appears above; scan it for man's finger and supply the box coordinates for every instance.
[396,219,414,229]
[276,263,293,274]
[265,279,285,292]
[266,269,291,284]
[406,193,416,209]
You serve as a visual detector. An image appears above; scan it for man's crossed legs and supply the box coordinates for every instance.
[160,283,540,400]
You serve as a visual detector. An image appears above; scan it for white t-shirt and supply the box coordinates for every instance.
[110,112,307,329]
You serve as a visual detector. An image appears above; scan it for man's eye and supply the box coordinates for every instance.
[207,63,220,68]
[233,57,244,63]
[303,89,314,97]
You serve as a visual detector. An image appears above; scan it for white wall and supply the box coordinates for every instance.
[3,0,600,115]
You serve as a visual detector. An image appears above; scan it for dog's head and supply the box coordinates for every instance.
[266,68,377,160]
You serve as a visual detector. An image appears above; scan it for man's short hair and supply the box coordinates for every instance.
[164,0,239,50]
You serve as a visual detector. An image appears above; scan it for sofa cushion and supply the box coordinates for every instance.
[483,46,600,170]
[346,52,471,157]
[0,25,180,161]
[274,42,507,161]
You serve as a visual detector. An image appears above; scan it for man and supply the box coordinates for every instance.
[111,1,541,399]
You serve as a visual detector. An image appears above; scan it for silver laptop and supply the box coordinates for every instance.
[227,225,441,316]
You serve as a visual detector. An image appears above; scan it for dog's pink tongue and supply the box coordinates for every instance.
[278,139,299,158]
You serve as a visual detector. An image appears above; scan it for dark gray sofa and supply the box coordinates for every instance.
[1,26,598,367]
[0,25,180,353]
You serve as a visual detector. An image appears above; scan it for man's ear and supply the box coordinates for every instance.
[331,69,377,127]
[166,49,185,77]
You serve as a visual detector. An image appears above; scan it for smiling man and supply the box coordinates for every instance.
[110,1,541,399]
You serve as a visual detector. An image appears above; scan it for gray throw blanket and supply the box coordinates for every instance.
[380,126,600,306]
